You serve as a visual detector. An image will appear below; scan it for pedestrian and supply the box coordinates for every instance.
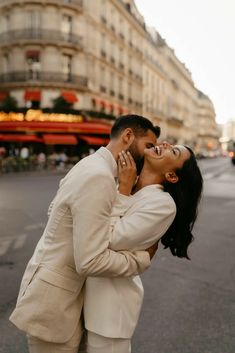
[81,142,203,353]
[37,152,46,170]
[9,115,160,353]
[20,146,29,160]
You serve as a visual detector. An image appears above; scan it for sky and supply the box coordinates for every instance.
[135,0,235,124]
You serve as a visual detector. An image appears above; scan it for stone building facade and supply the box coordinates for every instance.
[0,0,220,150]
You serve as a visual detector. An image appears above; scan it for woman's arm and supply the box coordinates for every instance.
[109,191,176,251]
[108,151,176,251]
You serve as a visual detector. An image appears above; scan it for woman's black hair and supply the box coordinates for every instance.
[161,147,203,259]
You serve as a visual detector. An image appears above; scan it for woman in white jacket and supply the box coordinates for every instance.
[83,142,203,353]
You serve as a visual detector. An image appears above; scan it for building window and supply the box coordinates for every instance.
[62,54,72,81]
[118,77,124,100]
[3,53,9,73]
[1,14,9,33]
[62,14,72,40]
[26,51,41,80]
[100,66,106,94]
[128,83,132,104]
[101,33,107,58]
[28,11,41,35]
[109,71,115,96]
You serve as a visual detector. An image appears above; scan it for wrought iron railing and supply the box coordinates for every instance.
[0,0,83,6]
[0,29,82,47]
[0,71,88,87]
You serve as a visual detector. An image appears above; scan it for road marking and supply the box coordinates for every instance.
[0,239,12,256]
[0,222,45,256]
[13,234,28,250]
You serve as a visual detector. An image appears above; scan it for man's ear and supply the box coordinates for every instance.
[122,128,135,146]
[165,172,179,184]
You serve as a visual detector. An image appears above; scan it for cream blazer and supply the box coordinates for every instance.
[9,147,150,343]
[84,185,176,338]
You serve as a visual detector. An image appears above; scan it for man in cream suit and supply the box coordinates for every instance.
[10,115,160,353]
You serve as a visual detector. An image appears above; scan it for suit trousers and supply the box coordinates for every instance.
[86,331,131,353]
[27,319,83,353]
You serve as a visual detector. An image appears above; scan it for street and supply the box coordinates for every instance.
[0,157,234,353]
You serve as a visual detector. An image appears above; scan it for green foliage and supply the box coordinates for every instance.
[0,96,18,112]
[52,96,72,113]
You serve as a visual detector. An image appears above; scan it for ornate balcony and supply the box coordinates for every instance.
[0,0,83,9]
[0,71,88,89]
[0,29,82,49]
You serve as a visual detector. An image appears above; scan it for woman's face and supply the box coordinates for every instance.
[144,143,191,175]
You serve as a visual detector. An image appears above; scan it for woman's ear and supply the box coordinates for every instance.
[165,172,179,184]
[122,128,135,146]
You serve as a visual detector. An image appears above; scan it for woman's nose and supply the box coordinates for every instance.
[162,141,171,148]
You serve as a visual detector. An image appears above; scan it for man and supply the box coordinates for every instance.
[10,115,160,353]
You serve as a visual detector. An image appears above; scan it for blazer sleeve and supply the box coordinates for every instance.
[71,174,150,277]
[109,192,176,251]
[47,178,65,217]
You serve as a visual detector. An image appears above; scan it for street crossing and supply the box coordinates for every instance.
[0,223,45,257]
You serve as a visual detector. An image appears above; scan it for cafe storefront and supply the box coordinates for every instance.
[0,110,111,172]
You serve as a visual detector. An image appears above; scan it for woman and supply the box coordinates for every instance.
[82,142,203,353]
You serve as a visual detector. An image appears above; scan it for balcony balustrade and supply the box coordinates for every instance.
[0,71,88,87]
[0,29,82,48]
[0,0,83,7]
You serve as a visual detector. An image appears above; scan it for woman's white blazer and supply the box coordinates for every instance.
[84,185,176,338]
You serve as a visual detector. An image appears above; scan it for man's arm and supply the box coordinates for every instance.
[71,174,150,277]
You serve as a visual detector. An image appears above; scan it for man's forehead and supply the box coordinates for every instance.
[143,129,157,141]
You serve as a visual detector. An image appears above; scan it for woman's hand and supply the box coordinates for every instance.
[118,151,137,196]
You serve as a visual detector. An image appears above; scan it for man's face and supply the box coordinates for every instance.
[128,129,157,174]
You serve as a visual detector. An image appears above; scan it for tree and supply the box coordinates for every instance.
[1,96,18,112]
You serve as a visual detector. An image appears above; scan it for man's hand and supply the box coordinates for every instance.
[146,241,159,260]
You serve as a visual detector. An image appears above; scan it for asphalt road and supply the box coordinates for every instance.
[0,157,234,353]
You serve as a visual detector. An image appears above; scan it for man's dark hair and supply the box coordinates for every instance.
[110,114,160,139]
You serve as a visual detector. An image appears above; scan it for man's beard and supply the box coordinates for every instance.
[128,141,144,175]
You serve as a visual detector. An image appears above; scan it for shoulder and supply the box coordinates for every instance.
[67,154,114,183]
[134,186,176,215]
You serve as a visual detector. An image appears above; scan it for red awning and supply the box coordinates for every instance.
[118,106,124,114]
[79,135,109,146]
[0,134,43,143]
[26,50,40,58]
[43,134,77,145]
[61,91,78,103]
[92,97,99,105]
[102,100,110,108]
[92,97,110,108]
[122,108,129,114]
[24,90,41,101]
[0,121,111,134]
[0,92,8,101]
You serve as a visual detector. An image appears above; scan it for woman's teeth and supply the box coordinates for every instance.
[155,146,161,155]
